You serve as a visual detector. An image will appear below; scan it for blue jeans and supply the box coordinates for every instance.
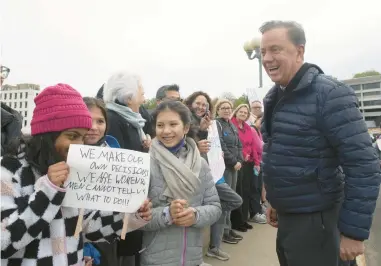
[210,182,242,248]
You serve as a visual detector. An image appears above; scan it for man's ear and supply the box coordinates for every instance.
[297,45,305,62]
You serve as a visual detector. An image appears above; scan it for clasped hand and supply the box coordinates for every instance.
[170,199,196,227]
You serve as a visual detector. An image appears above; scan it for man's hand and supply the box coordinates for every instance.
[173,207,196,227]
[266,205,278,228]
[340,235,365,261]
[197,140,210,154]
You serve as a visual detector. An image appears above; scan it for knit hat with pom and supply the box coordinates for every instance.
[31,83,92,136]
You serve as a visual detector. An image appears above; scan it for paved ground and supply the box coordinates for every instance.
[204,224,279,266]
[203,190,381,266]
[365,189,381,266]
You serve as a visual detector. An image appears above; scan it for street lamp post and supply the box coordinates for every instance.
[243,37,263,88]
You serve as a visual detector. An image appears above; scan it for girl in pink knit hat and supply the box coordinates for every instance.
[0,84,152,266]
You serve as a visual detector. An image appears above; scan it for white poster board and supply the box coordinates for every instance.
[63,144,150,213]
[207,120,226,183]
[246,87,260,104]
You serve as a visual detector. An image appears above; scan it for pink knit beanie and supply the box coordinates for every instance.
[31,83,92,136]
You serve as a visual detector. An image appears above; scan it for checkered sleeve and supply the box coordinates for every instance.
[83,212,147,242]
[1,169,66,258]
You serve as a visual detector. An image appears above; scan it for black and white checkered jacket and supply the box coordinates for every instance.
[0,155,146,266]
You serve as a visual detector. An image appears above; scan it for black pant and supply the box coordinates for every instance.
[249,169,263,217]
[276,204,347,266]
[231,162,253,227]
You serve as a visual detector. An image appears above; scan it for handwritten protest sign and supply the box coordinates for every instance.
[207,120,225,183]
[63,144,150,213]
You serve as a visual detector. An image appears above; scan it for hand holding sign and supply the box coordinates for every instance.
[197,140,210,154]
[63,144,150,238]
[138,199,152,221]
[48,162,70,187]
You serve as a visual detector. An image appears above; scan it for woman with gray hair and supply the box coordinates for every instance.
[103,71,151,152]
[103,71,152,265]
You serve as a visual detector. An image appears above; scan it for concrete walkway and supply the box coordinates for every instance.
[204,224,279,266]
[203,200,381,266]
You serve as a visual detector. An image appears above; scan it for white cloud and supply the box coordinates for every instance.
[2,0,381,99]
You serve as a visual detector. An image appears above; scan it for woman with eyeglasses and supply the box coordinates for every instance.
[214,99,244,244]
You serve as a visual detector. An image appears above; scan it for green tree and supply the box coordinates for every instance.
[234,93,249,108]
[143,98,157,110]
[353,70,380,78]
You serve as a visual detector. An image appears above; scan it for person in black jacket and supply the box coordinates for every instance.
[259,20,381,266]
[1,65,23,156]
[96,84,153,137]
[184,91,213,156]
[214,99,244,244]
[102,71,152,266]
[1,103,23,155]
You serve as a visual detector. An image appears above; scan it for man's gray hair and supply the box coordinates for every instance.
[103,71,141,103]
[259,20,306,46]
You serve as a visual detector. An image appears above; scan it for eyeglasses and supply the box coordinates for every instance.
[220,107,232,111]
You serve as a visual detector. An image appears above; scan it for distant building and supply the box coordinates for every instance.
[341,75,381,126]
[0,83,40,128]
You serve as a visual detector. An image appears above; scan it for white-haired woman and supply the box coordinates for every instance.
[103,71,151,152]
[103,71,152,265]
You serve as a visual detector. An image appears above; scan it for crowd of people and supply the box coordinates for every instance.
[1,20,381,266]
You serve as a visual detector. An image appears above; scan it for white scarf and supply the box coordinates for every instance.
[150,138,202,201]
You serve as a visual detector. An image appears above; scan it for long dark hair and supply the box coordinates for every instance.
[152,101,198,141]
[184,91,213,117]
[4,132,64,175]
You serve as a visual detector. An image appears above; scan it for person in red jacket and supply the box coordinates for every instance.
[230,104,261,231]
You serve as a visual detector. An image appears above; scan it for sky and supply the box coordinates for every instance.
[1,0,381,101]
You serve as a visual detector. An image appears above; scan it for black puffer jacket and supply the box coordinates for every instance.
[216,117,243,168]
[262,64,381,241]
[1,103,22,155]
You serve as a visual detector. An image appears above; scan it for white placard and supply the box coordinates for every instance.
[207,120,226,183]
[246,87,260,104]
[63,144,150,213]
[377,138,381,150]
